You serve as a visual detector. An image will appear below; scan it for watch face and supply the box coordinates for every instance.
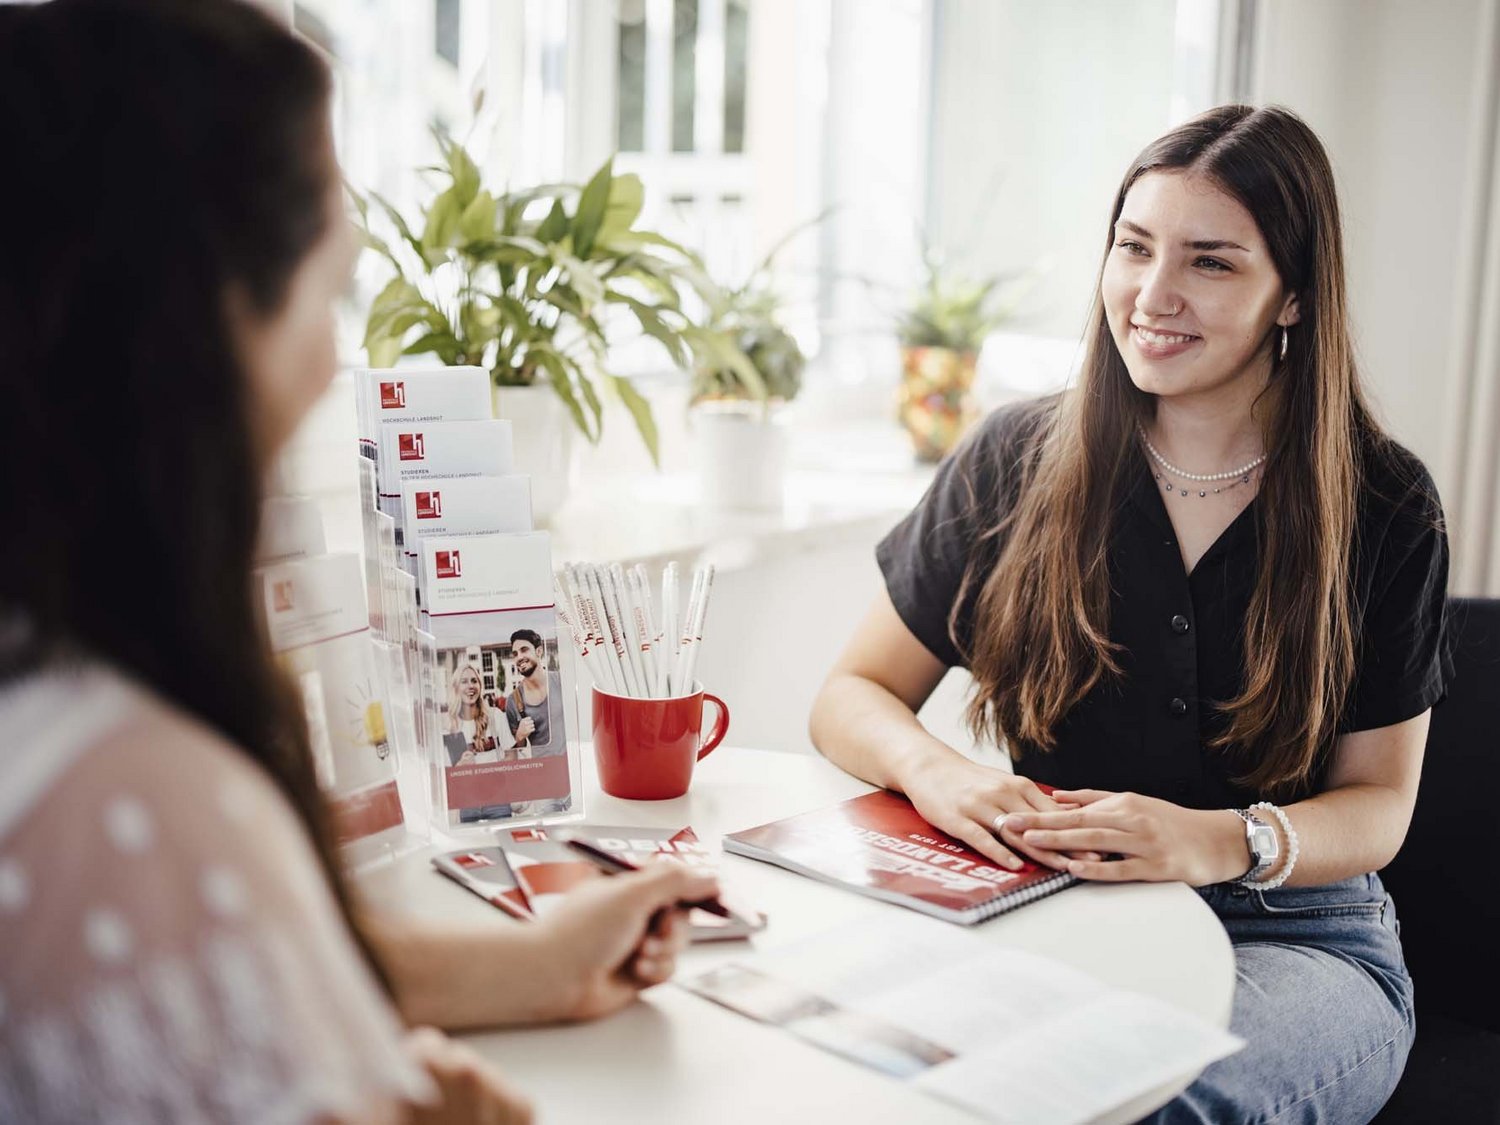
[1249,822,1279,863]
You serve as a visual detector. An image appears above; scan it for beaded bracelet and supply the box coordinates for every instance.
[1242,801,1299,890]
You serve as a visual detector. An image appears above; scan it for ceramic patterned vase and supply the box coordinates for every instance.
[897,346,979,462]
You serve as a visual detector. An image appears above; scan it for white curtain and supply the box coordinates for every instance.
[1445,0,1500,596]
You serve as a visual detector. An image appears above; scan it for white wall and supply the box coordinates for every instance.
[927,0,1495,511]
[926,0,1182,341]
[1253,0,1491,502]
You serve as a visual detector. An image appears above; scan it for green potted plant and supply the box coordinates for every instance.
[351,130,753,517]
[894,251,1019,462]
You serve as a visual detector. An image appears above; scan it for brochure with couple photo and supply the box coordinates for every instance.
[423,530,578,828]
[432,824,766,940]
[257,552,406,851]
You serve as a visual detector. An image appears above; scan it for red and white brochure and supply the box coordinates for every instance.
[433,824,765,941]
[375,419,515,550]
[400,474,533,577]
[422,531,574,825]
[354,365,491,460]
[430,848,534,920]
[724,790,1077,925]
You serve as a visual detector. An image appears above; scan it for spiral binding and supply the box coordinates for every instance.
[967,870,1080,922]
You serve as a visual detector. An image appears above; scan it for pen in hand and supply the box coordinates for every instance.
[559,834,734,920]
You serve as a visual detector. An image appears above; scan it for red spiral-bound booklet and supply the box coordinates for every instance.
[724,790,1077,925]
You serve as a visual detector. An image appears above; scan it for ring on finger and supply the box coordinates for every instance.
[991,813,1011,835]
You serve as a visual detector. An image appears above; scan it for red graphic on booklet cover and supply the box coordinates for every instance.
[453,852,496,870]
[436,550,462,579]
[416,490,442,519]
[272,580,294,613]
[398,432,425,461]
[379,381,406,409]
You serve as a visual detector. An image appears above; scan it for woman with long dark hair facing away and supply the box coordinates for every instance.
[812,105,1446,1123]
[0,2,716,1121]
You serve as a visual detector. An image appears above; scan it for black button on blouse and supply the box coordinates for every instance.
[876,397,1451,810]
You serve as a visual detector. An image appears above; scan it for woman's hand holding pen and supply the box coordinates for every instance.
[1000,789,1249,887]
[900,751,1100,872]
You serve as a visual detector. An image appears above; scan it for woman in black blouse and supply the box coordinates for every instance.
[811,105,1446,1123]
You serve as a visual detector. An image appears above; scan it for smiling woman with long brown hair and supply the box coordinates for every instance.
[812,105,1447,1122]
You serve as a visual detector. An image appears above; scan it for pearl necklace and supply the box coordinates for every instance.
[1138,426,1267,498]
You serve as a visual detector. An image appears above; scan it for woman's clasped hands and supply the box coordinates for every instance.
[901,755,1103,872]
[999,788,1249,887]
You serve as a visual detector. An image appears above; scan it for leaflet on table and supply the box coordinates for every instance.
[354,365,491,461]
[255,495,327,564]
[422,531,580,829]
[432,825,764,940]
[375,419,514,547]
[401,474,533,580]
[257,552,407,852]
[682,913,1243,1125]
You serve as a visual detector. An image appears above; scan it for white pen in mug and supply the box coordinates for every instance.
[605,567,644,699]
[672,566,706,694]
[634,563,669,696]
[678,564,714,691]
[560,561,718,699]
[588,563,637,698]
[662,561,679,695]
[612,562,652,695]
[566,566,619,696]
[554,577,609,693]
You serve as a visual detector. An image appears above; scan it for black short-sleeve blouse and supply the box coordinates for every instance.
[876,395,1450,810]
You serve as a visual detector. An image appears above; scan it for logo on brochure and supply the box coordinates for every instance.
[398,432,425,461]
[454,851,495,870]
[379,381,406,409]
[416,490,443,519]
[272,580,294,613]
[436,550,462,579]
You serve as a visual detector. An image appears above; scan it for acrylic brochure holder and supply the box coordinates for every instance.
[353,364,584,841]
[257,550,420,868]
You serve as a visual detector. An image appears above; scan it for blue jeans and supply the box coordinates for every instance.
[1144,874,1414,1124]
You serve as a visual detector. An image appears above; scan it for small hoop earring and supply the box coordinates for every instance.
[1279,325,1289,362]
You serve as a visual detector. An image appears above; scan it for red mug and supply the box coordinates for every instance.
[592,683,730,800]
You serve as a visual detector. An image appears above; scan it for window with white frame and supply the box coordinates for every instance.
[613,0,755,290]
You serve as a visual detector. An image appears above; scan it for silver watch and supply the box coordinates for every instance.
[1233,808,1280,884]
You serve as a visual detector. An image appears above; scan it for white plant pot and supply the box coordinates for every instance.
[692,404,788,511]
[491,382,577,524]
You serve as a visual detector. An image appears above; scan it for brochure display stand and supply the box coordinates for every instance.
[352,366,585,839]
[257,552,412,866]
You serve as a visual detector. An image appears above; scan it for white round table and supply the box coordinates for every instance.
[359,745,1235,1124]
